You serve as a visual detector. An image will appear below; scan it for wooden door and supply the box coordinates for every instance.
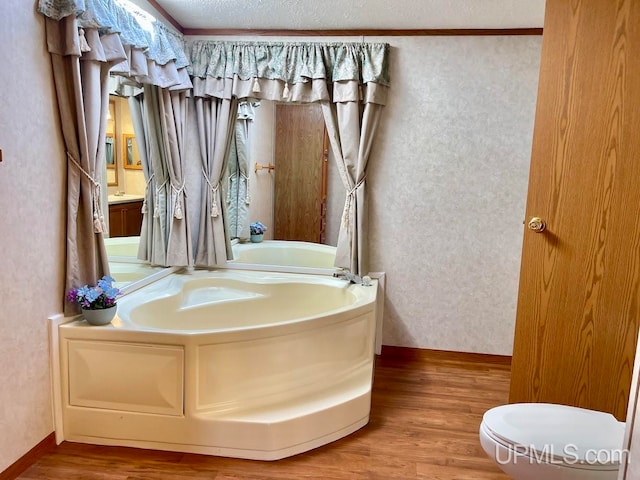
[509,0,640,420]
[273,103,328,243]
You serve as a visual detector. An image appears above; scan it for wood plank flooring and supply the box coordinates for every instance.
[18,348,511,479]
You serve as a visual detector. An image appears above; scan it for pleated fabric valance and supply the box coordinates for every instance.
[186,41,390,105]
[37,0,191,90]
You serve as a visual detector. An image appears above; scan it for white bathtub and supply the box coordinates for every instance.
[230,240,337,269]
[56,269,377,460]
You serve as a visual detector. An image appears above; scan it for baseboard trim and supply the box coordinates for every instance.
[381,345,512,366]
[0,432,56,480]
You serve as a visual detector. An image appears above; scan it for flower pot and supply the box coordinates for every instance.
[81,305,117,326]
[250,234,264,243]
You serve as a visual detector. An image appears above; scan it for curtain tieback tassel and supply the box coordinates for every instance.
[343,177,366,230]
[252,77,261,93]
[142,172,155,215]
[174,203,184,220]
[202,168,220,218]
[66,152,106,233]
[93,212,105,233]
[210,184,220,217]
[78,28,91,53]
[154,178,168,219]
[282,82,290,99]
[226,173,234,204]
[171,182,186,220]
[242,172,251,205]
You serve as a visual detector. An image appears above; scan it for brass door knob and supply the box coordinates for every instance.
[528,217,546,233]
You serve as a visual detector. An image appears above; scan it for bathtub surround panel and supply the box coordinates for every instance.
[55,270,377,460]
[195,314,371,412]
[0,2,66,473]
[67,341,184,415]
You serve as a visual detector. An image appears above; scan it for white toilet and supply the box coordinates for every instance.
[479,403,626,480]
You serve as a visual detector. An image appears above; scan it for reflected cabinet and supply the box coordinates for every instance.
[109,200,143,238]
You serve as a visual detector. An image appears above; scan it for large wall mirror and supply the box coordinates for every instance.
[100,82,345,280]
[105,99,118,187]
[123,133,142,169]
[223,100,343,272]
[102,91,165,288]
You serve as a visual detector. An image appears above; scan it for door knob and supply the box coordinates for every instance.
[528,217,546,233]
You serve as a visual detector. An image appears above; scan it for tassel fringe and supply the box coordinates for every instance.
[78,28,91,53]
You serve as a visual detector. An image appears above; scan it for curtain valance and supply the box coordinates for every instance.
[187,41,390,104]
[38,0,191,89]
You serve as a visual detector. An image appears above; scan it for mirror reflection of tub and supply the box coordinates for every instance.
[108,262,166,288]
[104,236,170,290]
[229,240,337,271]
[104,235,141,258]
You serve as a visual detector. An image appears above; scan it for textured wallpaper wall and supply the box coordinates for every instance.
[0,3,66,471]
[369,35,541,354]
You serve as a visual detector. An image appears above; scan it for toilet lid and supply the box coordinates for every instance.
[482,403,626,466]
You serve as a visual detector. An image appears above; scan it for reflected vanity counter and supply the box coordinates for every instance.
[107,193,145,205]
[55,268,378,460]
[230,240,337,269]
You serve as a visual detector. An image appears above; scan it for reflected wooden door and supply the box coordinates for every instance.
[509,0,640,420]
[273,103,328,243]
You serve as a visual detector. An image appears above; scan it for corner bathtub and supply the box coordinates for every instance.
[230,240,337,269]
[56,269,377,460]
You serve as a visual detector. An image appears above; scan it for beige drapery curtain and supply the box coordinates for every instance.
[44,17,127,314]
[321,86,385,274]
[162,89,192,266]
[187,41,390,275]
[127,92,158,263]
[194,89,238,267]
[226,102,256,240]
[140,86,169,265]
[134,86,192,267]
[39,0,192,308]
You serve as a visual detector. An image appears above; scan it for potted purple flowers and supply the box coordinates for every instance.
[67,275,121,325]
[249,221,267,243]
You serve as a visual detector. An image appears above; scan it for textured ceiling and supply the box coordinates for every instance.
[135,0,545,31]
